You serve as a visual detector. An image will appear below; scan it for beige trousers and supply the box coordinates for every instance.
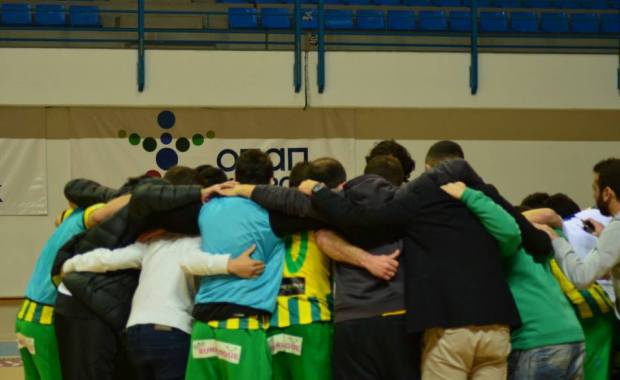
[421,324,511,380]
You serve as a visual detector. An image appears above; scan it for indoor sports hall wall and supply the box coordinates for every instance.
[0,47,618,297]
[1,106,619,297]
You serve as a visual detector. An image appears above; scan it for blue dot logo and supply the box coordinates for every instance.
[121,110,214,171]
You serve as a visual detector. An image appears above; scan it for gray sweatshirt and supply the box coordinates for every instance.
[252,174,405,323]
[553,213,620,313]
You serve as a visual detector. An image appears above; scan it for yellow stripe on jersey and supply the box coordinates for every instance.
[40,306,54,325]
[206,315,269,330]
[226,318,240,329]
[272,231,333,328]
[551,259,612,318]
[17,300,30,320]
[589,288,610,314]
[382,309,407,317]
[276,300,291,327]
[247,317,260,330]
[298,300,312,325]
[24,302,37,322]
[83,203,105,229]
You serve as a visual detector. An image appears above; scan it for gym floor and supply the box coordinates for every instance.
[0,300,24,380]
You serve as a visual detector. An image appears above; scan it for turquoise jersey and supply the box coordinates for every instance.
[25,209,86,305]
[196,197,285,314]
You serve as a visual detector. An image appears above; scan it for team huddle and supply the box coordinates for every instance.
[14,139,620,380]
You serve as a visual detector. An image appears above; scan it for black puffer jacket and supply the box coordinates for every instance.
[63,178,123,207]
[53,178,203,331]
[427,159,552,257]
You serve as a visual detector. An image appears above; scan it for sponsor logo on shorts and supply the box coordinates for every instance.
[15,333,35,355]
[192,339,242,364]
[268,334,303,356]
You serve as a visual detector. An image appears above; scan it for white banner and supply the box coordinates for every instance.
[71,137,356,189]
[0,139,47,215]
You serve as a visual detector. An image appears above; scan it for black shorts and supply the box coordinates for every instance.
[333,314,421,380]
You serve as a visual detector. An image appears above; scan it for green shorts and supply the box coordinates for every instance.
[268,322,333,380]
[581,312,614,380]
[15,318,62,380]
[185,321,272,380]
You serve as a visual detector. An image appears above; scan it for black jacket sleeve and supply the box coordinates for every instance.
[252,185,325,221]
[430,160,553,257]
[128,183,202,222]
[310,187,413,239]
[268,211,328,238]
[64,179,120,207]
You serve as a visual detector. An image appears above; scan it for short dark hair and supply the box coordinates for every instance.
[195,164,228,187]
[164,166,202,186]
[308,157,347,189]
[520,192,550,209]
[288,161,311,188]
[235,149,274,185]
[425,140,465,168]
[546,193,581,219]
[594,158,620,197]
[366,140,415,181]
[364,155,405,186]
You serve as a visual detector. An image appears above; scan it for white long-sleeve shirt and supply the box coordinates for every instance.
[562,208,614,300]
[554,213,620,313]
[62,236,230,333]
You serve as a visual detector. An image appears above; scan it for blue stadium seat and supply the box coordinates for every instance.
[261,8,290,29]
[419,10,448,31]
[463,0,493,7]
[1,4,32,25]
[36,4,66,26]
[348,0,372,5]
[523,0,553,7]
[449,11,471,31]
[480,11,509,31]
[302,9,318,29]
[434,0,462,6]
[540,12,568,31]
[511,11,538,31]
[557,0,580,7]
[580,0,608,8]
[375,0,402,4]
[571,13,599,32]
[255,0,280,4]
[610,0,620,8]
[326,9,353,29]
[69,6,100,27]
[387,10,416,30]
[217,0,252,3]
[601,13,620,32]
[357,10,385,30]
[403,0,432,5]
[228,8,258,28]
[493,0,521,7]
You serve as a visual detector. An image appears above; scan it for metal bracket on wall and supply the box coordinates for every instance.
[617,39,620,91]
[470,0,478,95]
[137,0,145,92]
[294,0,302,93]
[317,0,325,94]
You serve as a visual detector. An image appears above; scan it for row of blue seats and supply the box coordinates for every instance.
[230,7,620,32]
[219,0,620,9]
[1,4,100,26]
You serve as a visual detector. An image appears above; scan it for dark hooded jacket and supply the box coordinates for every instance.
[311,159,550,333]
[334,174,405,323]
[53,178,202,331]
